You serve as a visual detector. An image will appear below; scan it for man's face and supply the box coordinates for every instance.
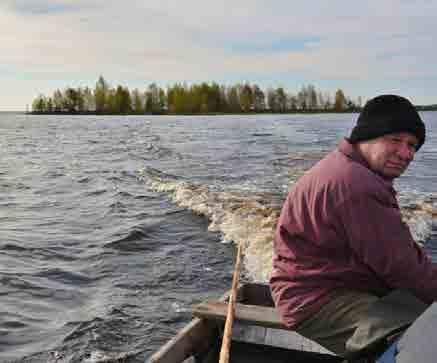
[358,132,419,179]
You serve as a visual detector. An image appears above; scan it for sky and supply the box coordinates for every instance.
[1,0,436,110]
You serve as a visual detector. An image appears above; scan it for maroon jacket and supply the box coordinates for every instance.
[270,139,437,328]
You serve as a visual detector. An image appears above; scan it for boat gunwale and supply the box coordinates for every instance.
[147,284,246,363]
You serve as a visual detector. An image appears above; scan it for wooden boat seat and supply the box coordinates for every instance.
[193,300,287,330]
[193,300,335,356]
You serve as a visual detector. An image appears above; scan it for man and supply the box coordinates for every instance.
[270,95,437,357]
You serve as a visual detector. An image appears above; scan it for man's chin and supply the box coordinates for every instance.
[382,166,405,179]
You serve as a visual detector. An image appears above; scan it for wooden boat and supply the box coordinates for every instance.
[147,281,437,363]
[147,283,343,363]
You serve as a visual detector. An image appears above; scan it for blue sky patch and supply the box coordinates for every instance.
[223,36,321,55]
[13,1,78,15]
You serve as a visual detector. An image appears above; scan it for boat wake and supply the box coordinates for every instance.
[398,192,437,245]
[140,167,283,282]
[141,167,437,282]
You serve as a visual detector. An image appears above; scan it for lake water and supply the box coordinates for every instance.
[1,112,436,362]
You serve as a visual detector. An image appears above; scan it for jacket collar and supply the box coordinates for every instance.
[337,138,396,191]
[338,138,370,168]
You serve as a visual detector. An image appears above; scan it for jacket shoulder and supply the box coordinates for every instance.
[307,149,388,200]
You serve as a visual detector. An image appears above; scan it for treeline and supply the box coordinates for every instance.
[31,76,362,115]
[416,104,437,111]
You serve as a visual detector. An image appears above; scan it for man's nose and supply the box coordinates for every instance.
[397,143,415,160]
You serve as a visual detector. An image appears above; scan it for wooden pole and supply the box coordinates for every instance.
[218,243,243,363]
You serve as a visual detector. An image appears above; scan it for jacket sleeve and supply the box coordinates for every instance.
[338,191,437,303]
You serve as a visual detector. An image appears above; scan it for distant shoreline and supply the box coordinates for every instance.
[30,76,437,115]
[416,105,437,111]
[28,110,360,116]
[27,107,437,116]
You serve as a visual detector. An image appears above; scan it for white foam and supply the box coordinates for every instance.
[145,170,281,282]
[83,349,140,363]
[399,191,437,243]
[144,167,437,283]
[83,350,110,363]
[171,302,188,313]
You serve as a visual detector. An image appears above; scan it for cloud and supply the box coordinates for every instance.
[1,0,437,109]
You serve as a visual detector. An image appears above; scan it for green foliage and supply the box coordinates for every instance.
[334,89,346,112]
[64,88,80,112]
[82,87,95,111]
[227,86,241,113]
[131,89,144,114]
[145,83,165,114]
[113,86,132,114]
[252,85,265,112]
[240,84,253,112]
[94,76,109,113]
[30,76,362,114]
[52,89,64,111]
[267,88,287,112]
[32,94,46,112]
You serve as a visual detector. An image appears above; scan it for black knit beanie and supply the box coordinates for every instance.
[349,95,425,151]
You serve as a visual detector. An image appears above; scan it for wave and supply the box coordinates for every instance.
[77,177,92,184]
[252,133,273,137]
[105,229,151,252]
[140,142,181,161]
[58,313,144,363]
[1,243,28,252]
[83,349,143,363]
[398,192,437,244]
[0,244,78,262]
[144,165,437,283]
[0,181,31,190]
[105,225,166,253]
[0,275,46,292]
[143,167,282,282]
[35,268,95,285]
[85,188,107,197]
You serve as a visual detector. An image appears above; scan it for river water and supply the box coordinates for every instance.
[1,113,436,362]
